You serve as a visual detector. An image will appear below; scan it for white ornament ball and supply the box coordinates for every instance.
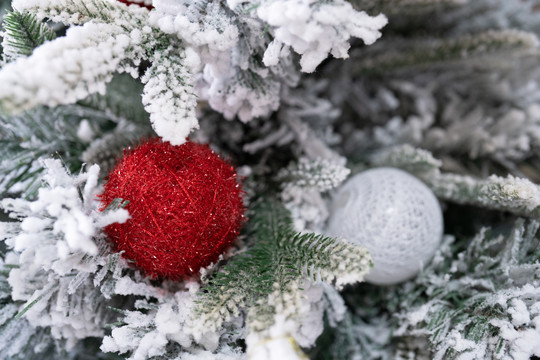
[326,167,443,285]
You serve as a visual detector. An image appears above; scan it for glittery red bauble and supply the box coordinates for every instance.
[100,139,245,279]
[117,0,153,10]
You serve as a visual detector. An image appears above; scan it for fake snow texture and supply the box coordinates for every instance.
[257,0,387,72]
[0,159,129,348]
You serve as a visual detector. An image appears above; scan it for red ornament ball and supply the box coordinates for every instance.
[116,0,153,10]
[100,138,245,280]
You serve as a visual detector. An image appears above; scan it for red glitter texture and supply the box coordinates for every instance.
[116,0,153,10]
[100,138,245,280]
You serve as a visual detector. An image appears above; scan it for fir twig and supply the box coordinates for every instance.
[195,199,372,332]
[352,30,539,75]
[1,10,56,62]
[13,0,145,26]
[371,145,540,219]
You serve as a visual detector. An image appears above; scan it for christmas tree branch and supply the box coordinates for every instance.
[369,144,442,175]
[0,22,138,114]
[0,0,199,145]
[195,199,372,335]
[1,10,56,62]
[12,0,148,26]
[425,172,540,218]
[0,159,131,353]
[352,30,539,75]
[0,74,151,198]
[371,145,540,219]
[141,43,198,145]
[0,259,54,359]
[0,107,87,198]
[393,219,540,359]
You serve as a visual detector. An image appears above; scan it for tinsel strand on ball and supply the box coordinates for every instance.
[100,138,245,280]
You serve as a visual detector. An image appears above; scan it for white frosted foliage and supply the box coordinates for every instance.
[279,157,350,232]
[0,22,132,113]
[257,0,387,72]
[2,159,128,258]
[326,167,443,285]
[12,0,150,25]
[0,159,130,347]
[142,45,199,145]
[152,0,282,123]
[246,280,326,359]
[150,0,238,53]
[100,282,239,359]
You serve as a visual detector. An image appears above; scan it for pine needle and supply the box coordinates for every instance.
[1,10,56,62]
[196,198,372,332]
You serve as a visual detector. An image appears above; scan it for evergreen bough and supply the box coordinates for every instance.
[196,199,372,332]
[1,10,55,62]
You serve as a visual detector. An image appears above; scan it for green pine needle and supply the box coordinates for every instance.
[1,10,56,62]
[196,199,372,332]
[14,284,56,319]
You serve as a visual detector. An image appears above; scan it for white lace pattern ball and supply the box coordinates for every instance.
[326,167,443,285]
